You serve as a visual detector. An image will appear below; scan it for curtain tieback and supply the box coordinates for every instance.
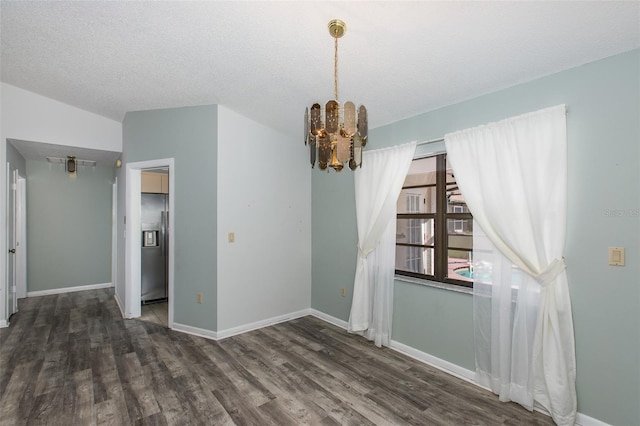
[358,246,372,259]
[534,257,566,287]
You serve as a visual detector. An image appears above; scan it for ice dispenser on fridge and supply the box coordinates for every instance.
[143,230,158,247]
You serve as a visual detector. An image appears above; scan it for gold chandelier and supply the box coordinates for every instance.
[304,19,367,172]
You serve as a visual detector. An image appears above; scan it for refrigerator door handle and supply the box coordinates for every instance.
[160,211,166,256]
[161,208,169,295]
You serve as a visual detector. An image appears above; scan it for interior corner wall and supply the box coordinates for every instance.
[216,106,311,332]
[121,105,218,332]
[311,170,358,321]
[6,141,26,177]
[26,160,113,292]
[311,49,639,425]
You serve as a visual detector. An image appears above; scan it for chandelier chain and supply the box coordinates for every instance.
[334,33,339,102]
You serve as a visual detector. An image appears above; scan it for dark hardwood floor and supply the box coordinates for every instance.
[0,289,553,425]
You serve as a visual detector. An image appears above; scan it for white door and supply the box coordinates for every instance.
[16,176,27,300]
[6,166,17,317]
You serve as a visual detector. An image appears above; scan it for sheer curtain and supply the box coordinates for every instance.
[445,105,576,425]
[348,141,416,347]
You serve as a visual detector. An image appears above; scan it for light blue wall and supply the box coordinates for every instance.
[121,105,218,331]
[26,160,113,292]
[311,171,358,320]
[311,49,640,425]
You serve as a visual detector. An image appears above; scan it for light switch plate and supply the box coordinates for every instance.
[608,247,625,266]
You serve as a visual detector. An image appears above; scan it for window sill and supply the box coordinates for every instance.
[394,275,473,295]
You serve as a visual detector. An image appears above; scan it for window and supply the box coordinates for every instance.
[395,154,473,287]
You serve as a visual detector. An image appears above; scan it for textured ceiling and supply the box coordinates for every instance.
[1,1,639,144]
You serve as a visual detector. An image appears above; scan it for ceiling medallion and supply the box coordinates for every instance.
[304,19,367,172]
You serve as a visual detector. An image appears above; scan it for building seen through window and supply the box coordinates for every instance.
[395,154,473,287]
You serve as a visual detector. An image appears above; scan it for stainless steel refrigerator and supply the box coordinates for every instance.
[141,193,168,303]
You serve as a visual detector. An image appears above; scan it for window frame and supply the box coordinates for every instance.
[404,193,423,272]
[395,153,473,288]
[452,205,464,232]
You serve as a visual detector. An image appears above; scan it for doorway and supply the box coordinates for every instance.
[139,167,169,327]
[124,158,174,328]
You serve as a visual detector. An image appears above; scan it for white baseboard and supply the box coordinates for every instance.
[172,308,312,342]
[310,309,349,329]
[172,322,219,340]
[27,282,113,297]
[216,309,311,340]
[27,283,113,297]
[388,339,478,385]
[308,309,476,386]
[114,292,125,318]
[575,412,611,426]
[0,319,7,328]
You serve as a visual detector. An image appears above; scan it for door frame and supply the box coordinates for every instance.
[125,158,174,328]
[5,164,15,320]
[111,177,118,298]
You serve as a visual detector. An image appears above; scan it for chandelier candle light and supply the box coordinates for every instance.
[305,19,367,171]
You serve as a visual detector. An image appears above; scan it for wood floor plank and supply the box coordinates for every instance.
[71,369,96,426]
[212,386,277,426]
[0,324,28,396]
[116,352,161,421]
[143,361,196,426]
[230,332,375,425]
[67,330,92,373]
[172,374,236,425]
[34,349,66,396]
[197,338,275,407]
[0,289,555,425]
[0,361,35,425]
[148,331,187,379]
[135,411,170,426]
[25,386,65,425]
[8,325,50,366]
[95,398,119,425]
[69,307,87,334]
[258,325,374,395]
[258,399,304,426]
[14,360,42,424]
[221,337,329,425]
[251,327,409,425]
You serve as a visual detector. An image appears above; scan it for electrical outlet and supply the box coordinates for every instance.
[340,288,346,297]
[197,293,203,304]
[228,232,235,243]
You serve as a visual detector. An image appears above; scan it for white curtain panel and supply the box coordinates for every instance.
[348,141,417,347]
[445,105,576,425]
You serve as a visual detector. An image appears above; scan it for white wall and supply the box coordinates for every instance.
[1,83,122,151]
[0,82,122,325]
[217,106,311,331]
